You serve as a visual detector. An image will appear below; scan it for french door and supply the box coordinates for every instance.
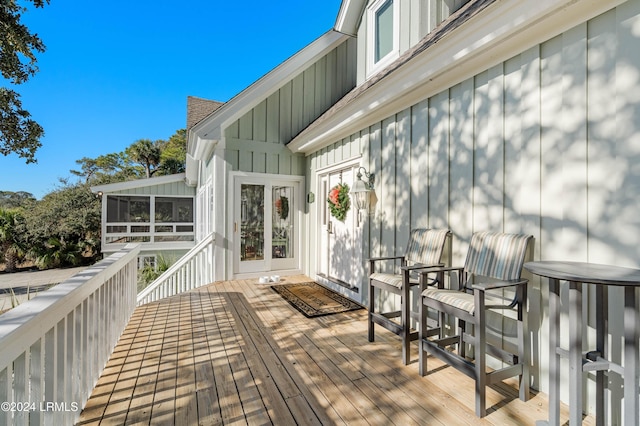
[233,174,301,275]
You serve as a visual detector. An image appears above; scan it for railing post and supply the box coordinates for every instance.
[0,244,140,425]
[136,234,215,305]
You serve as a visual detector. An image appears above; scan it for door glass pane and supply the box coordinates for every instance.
[272,186,293,259]
[240,184,264,262]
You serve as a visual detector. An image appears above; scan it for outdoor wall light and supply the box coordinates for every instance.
[351,167,377,215]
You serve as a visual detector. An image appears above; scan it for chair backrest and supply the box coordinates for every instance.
[464,232,532,281]
[405,228,451,266]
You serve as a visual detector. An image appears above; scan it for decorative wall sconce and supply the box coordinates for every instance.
[350,167,377,223]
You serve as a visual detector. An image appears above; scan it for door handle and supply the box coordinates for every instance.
[234,222,238,232]
[328,221,333,234]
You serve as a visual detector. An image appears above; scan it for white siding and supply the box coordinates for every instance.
[307,4,640,416]
[110,181,195,196]
[223,38,357,177]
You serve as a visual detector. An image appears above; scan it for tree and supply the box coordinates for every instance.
[0,190,36,209]
[68,129,188,185]
[0,209,26,272]
[24,182,101,246]
[71,152,139,185]
[157,129,187,175]
[0,0,50,163]
[126,139,161,178]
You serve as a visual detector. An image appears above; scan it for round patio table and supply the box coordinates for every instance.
[524,261,640,426]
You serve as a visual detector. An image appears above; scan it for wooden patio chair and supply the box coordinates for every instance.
[368,228,451,365]
[418,231,533,417]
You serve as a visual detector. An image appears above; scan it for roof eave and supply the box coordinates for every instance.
[289,0,624,155]
[188,30,351,159]
[334,0,367,36]
[90,173,188,194]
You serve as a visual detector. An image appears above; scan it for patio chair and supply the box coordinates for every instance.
[368,228,451,365]
[418,231,532,417]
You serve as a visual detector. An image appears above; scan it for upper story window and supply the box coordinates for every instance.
[368,0,399,76]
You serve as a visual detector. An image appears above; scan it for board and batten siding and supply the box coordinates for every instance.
[308,3,640,419]
[108,181,195,196]
[357,0,472,84]
[223,37,357,176]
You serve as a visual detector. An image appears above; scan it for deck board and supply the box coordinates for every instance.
[78,275,592,425]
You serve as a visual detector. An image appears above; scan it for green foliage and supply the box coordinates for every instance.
[0,0,49,162]
[274,196,289,220]
[71,152,139,185]
[0,190,35,209]
[31,237,84,270]
[0,128,186,272]
[0,183,101,272]
[0,0,49,84]
[126,139,161,178]
[21,182,101,269]
[70,129,187,185]
[327,183,350,222]
[0,88,43,162]
[158,129,187,175]
[0,208,27,272]
[137,254,174,292]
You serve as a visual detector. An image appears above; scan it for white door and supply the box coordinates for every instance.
[317,165,360,287]
[233,175,300,275]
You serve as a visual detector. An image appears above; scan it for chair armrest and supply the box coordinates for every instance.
[369,256,405,274]
[418,265,464,276]
[400,263,444,272]
[471,278,528,291]
[368,256,404,262]
[472,279,528,310]
[417,265,463,290]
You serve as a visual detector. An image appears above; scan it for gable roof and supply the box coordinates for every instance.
[288,0,495,154]
[289,0,618,154]
[187,30,351,161]
[186,97,224,130]
[334,0,366,36]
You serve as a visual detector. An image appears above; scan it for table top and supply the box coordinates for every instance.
[524,261,640,286]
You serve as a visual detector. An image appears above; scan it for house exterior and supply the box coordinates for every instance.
[91,97,223,269]
[95,0,640,420]
[91,173,197,269]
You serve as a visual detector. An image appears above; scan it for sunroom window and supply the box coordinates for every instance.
[107,196,150,223]
[368,0,398,76]
[155,197,194,222]
[104,195,194,247]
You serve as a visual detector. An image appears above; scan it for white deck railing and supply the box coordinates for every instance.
[0,243,140,426]
[137,233,215,305]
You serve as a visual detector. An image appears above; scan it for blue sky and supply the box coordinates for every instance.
[1,0,343,198]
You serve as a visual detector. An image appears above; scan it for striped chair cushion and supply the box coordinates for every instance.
[464,232,532,281]
[405,228,450,266]
[371,272,419,289]
[422,288,508,314]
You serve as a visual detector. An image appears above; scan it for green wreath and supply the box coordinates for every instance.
[327,183,350,222]
[274,196,289,220]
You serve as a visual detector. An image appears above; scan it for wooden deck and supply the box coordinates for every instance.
[78,275,588,425]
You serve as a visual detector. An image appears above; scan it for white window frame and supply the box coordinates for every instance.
[137,255,157,270]
[367,0,399,77]
[196,178,213,242]
[103,194,195,249]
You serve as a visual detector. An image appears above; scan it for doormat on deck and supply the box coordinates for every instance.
[270,282,363,318]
